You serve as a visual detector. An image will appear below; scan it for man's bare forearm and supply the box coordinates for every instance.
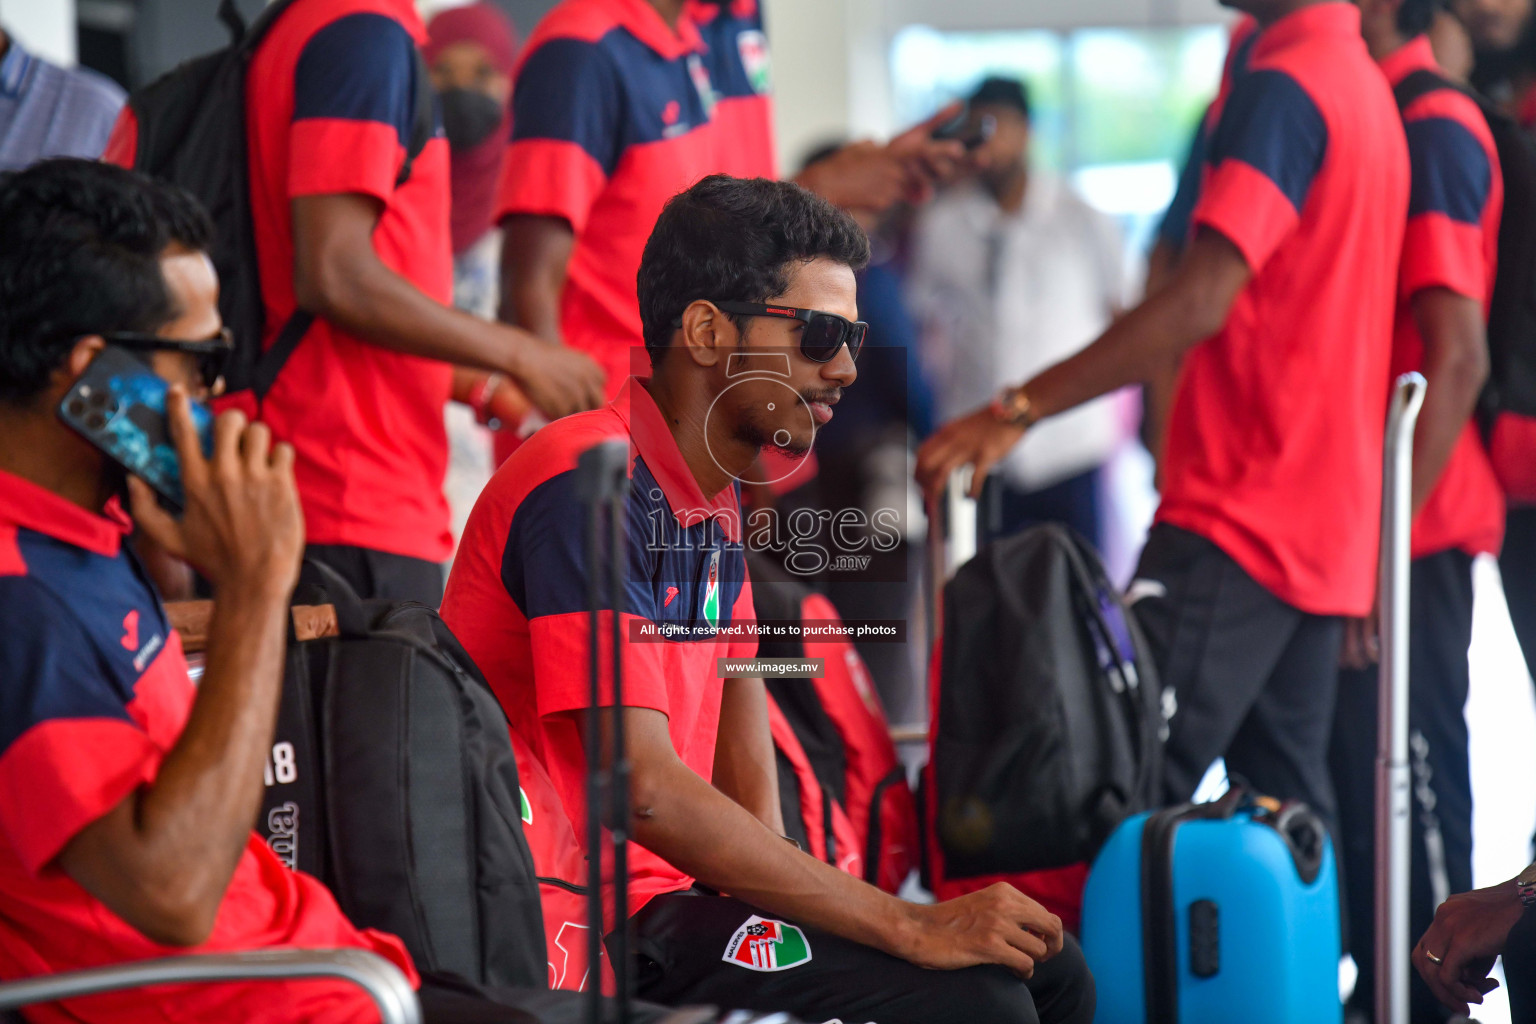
[142,589,290,878]
[298,237,534,376]
[1408,288,1489,514]
[499,214,572,343]
[711,676,783,831]
[634,756,915,954]
[1026,280,1216,420]
[291,193,552,379]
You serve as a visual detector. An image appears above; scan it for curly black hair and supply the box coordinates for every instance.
[636,174,869,365]
[0,158,214,404]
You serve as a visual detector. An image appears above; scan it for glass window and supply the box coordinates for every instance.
[889,24,1228,252]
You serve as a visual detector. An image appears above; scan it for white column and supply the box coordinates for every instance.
[0,0,77,65]
[765,0,853,177]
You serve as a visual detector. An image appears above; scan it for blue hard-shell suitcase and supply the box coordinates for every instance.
[1081,788,1341,1024]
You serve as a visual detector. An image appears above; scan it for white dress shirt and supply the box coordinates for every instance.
[911,173,1133,491]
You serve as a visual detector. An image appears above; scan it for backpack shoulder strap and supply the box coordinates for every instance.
[1393,68,1459,115]
[233,0,307,53]
[396,48,437,187]
[251,310,315,402]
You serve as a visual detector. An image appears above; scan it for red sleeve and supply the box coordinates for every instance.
[494,37,620,231]
[0,720,158,874]
[530,612,673,719]
[1192,68,1327,274]
[1399,111,1497,301]
[495,139,608,233]
[1193,160,1302,271]
[1400,214,1488,300]
[0,584,160,875]
[286,12,420,201]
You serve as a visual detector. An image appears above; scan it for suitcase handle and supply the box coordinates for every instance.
[1376,372,1427,1024]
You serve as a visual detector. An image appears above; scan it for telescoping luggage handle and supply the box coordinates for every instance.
[577,440,633,1024]
[1377,372,1427,1024]
[890,468,979,746]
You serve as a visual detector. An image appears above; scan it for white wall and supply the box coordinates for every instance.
[767,0,1226,174]
[0,0,76,65]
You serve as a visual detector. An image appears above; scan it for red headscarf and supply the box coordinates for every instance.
[425,3,518,254]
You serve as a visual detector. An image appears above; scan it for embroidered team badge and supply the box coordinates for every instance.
[736,30,772,94]
[722,915,812,971]
[519,787,533,825]
[702,550,721,629]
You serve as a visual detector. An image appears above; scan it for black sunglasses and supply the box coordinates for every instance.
[714,302,867,362]
[100,328,234,389]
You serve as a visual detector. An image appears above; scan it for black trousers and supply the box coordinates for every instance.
[1502,507,1536,682]
[1330,550,1476,1023]
[1505,905,1536,1023]
[620,891,1096,1024]
[1132,524,1345,839]
[417,971,677,1023]
[1502,508,1536,859]
[306,543,445,607]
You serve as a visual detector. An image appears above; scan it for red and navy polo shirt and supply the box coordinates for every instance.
[1158,17,1260,249]
[1380,37,1506,559]
[494,0,777,396]
[0,470,416,1024]
[118,0,458,565]
[1158,2,1410,617]
[441,376,757,914]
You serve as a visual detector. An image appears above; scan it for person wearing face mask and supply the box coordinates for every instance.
[426,3,535,545]
[426,2,519,317]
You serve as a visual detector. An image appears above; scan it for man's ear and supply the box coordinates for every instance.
[59,336,105,387]
[677,299,729,369]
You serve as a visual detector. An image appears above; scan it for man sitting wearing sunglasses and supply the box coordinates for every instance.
[441,174,1094,1024]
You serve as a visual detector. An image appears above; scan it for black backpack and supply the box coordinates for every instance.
[1393,70,1536,433]
[930,525,1163,878]
[121,0,434,404]
[257,563,548,990]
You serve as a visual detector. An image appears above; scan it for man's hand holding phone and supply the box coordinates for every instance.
[128,386,304,600]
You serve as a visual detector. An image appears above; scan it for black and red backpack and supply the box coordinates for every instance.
[747,556,919,893]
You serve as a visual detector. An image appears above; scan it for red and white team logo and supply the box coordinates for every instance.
[722,915,812,972]
[736,30,771,94]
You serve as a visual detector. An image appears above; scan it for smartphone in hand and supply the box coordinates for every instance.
[58,346,215,511]
[931,109,996,151]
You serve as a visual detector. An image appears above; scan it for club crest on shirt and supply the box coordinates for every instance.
[722,915,812,971]
[702,550,721,629]
[736,30,772,94]
[520,787,533,825]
